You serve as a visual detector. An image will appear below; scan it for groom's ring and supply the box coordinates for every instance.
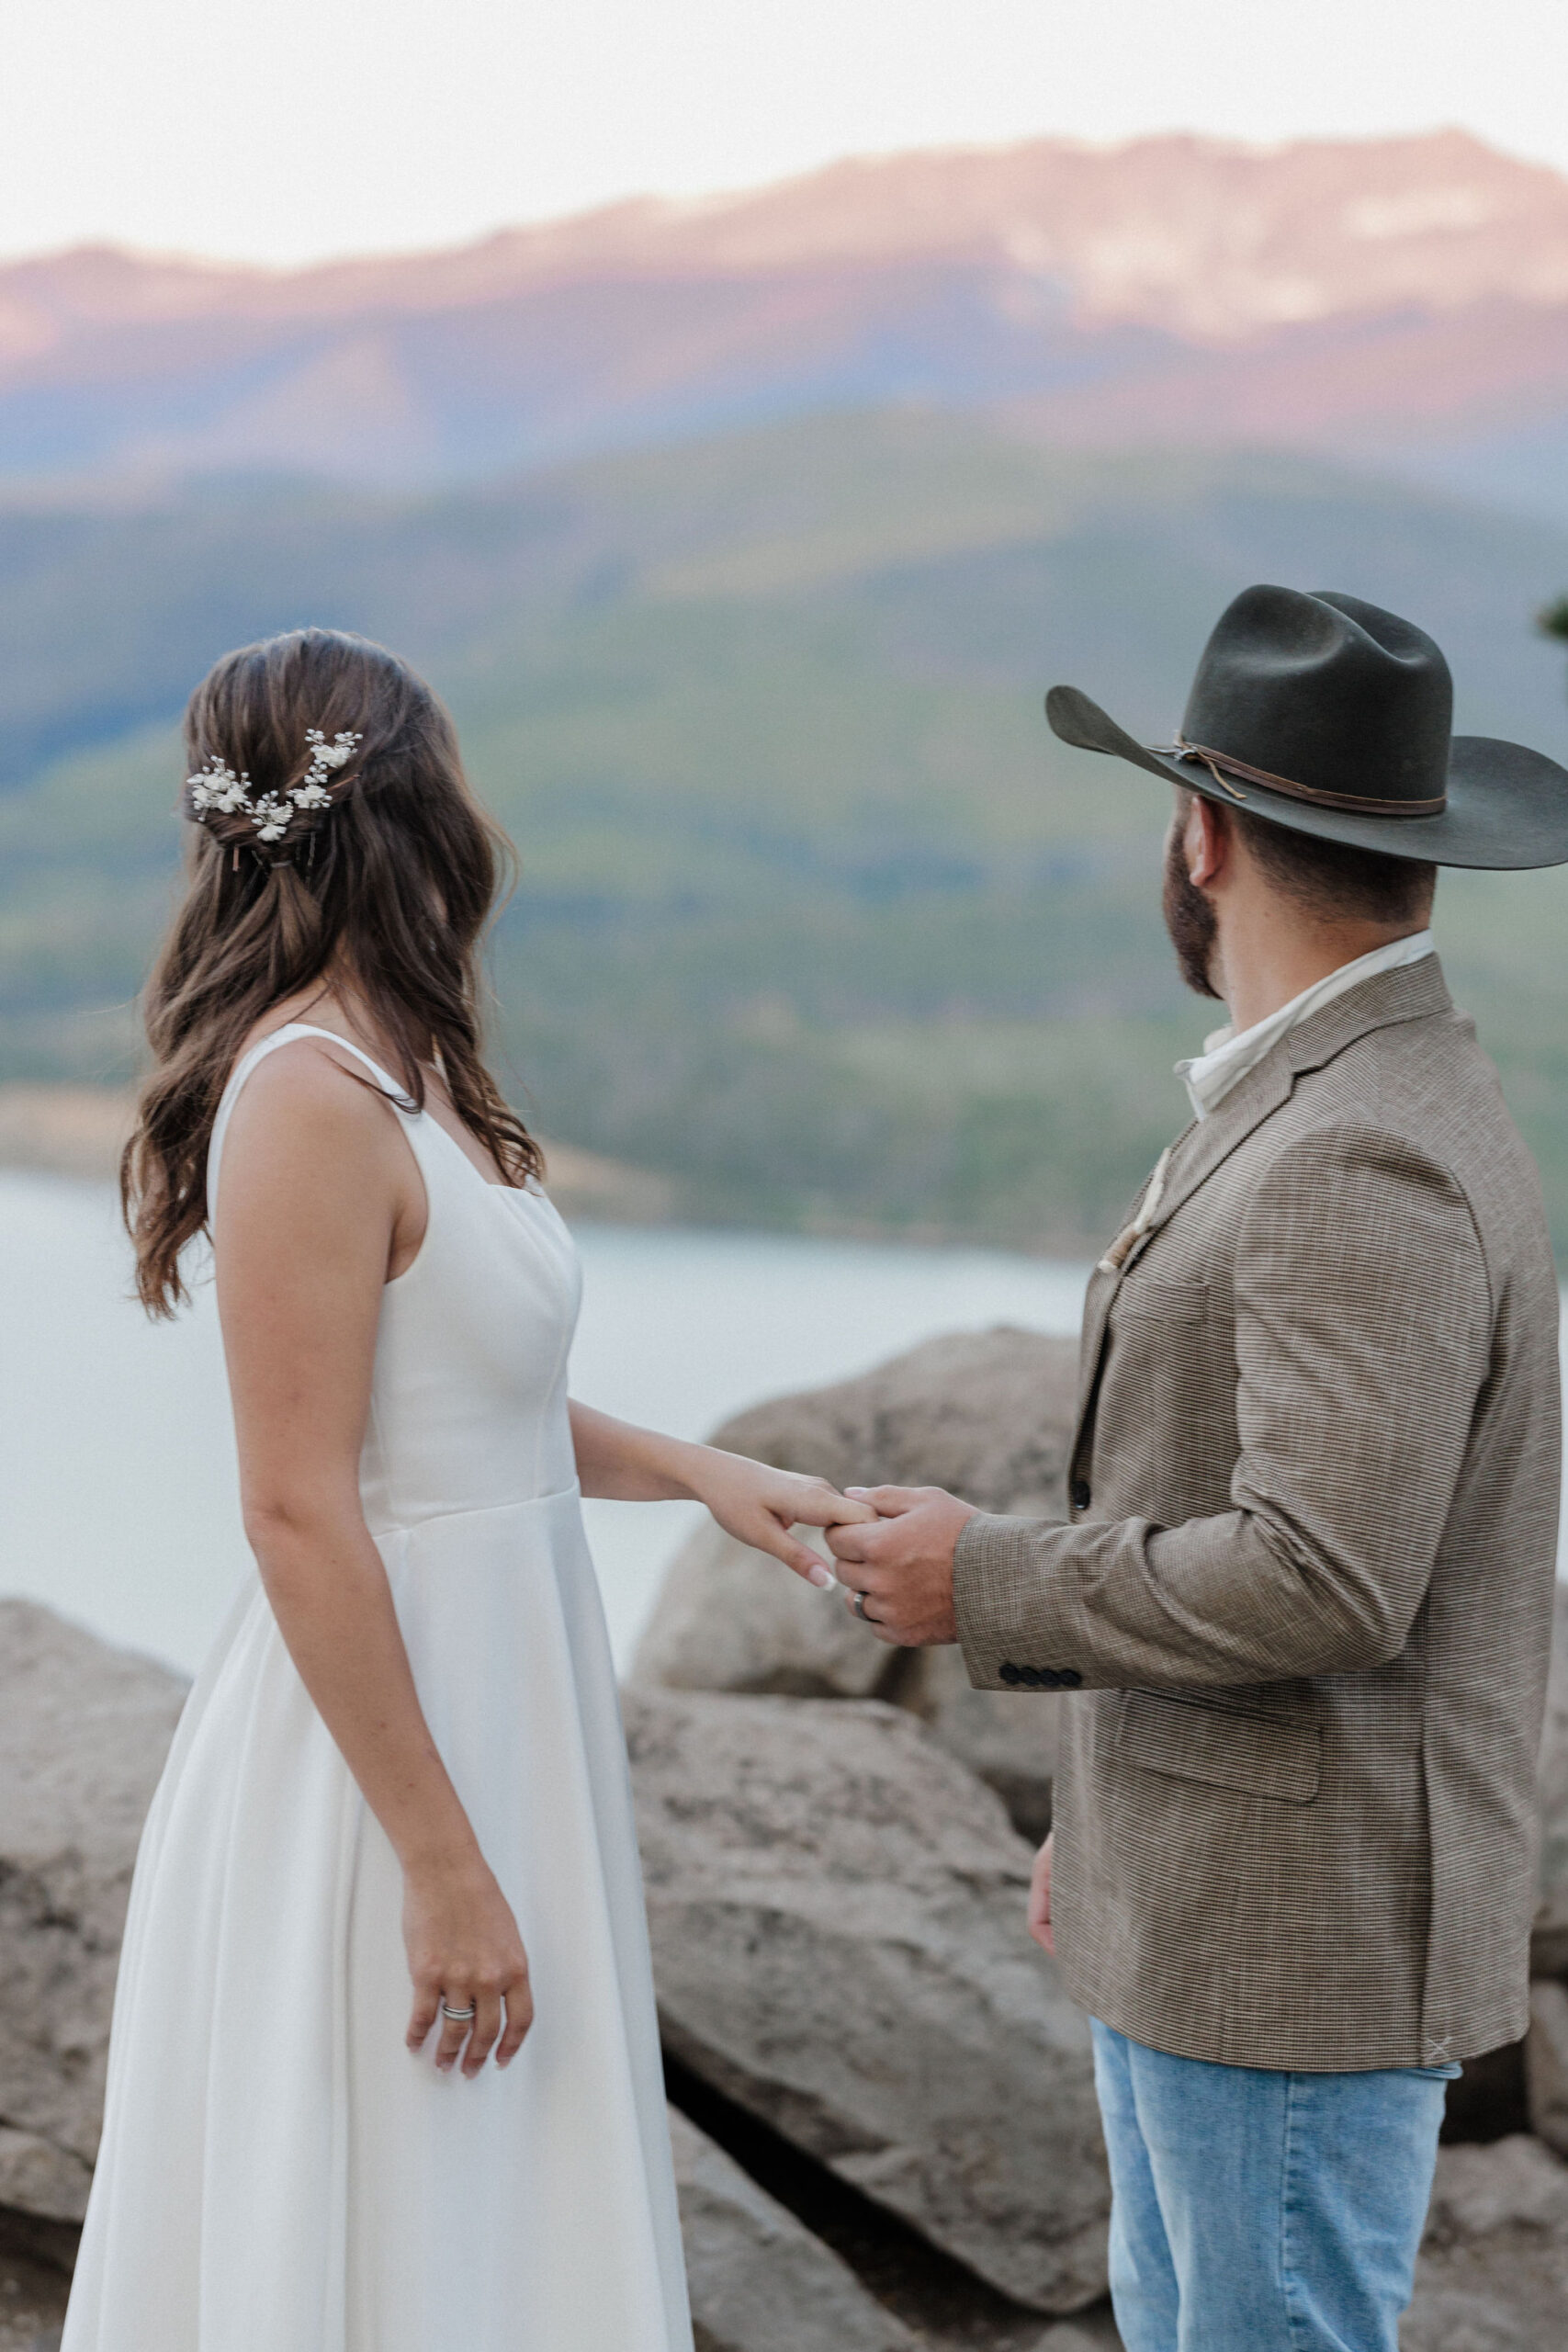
[440,2002,478,2021]
[852,1589,873,1623]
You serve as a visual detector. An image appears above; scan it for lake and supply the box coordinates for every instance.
[0,1173,1090,1677]
[7,1174,1563,1683]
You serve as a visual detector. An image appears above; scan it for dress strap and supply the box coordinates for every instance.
[207,1023,413,1211]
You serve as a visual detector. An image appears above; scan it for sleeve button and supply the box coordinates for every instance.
[1058,1669,1083,1689]
[999,1662,1022,1686]
[1070,1478,1091,1511]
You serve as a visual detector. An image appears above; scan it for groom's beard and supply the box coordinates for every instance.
[1162,821,1222,1000]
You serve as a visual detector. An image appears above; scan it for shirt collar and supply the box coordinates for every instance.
[1176,931,1436,1121]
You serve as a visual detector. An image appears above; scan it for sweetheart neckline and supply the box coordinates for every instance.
[415,1108,544,1202]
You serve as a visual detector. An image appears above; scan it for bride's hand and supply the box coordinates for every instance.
[403,1854,534,2075]
[686,1449,879,1587]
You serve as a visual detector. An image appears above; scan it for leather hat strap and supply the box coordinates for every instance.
[1156,734,1447,818]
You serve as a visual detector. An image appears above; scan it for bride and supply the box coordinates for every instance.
[63,627,874,2351]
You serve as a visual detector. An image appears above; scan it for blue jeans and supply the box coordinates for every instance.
[1090,2019,1457,2351]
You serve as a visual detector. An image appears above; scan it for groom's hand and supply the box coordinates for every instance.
[825,1486,976,1645]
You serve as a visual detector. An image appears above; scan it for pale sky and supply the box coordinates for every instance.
[7,0,1568,268]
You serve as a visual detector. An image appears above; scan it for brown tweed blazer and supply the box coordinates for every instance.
[953,957,1562,2071]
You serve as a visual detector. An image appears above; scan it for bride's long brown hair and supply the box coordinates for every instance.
[122,627,542,1315]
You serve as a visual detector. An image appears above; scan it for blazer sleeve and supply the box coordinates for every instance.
[953,1121,1495,1690]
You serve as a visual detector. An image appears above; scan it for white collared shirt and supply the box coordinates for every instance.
[1175,931,1436,1121]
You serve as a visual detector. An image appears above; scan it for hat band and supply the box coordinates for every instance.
[1157,735,1447,818]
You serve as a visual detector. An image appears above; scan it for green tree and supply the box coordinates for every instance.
[1541,593,1568,678]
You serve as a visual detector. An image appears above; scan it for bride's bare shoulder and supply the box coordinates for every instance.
[221,1031,401,1177]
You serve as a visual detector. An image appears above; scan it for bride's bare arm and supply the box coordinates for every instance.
[216,1041,530,2076]
[568,1399,875,1588]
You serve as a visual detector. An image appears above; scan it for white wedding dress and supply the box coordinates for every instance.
[64,1025,694,2352]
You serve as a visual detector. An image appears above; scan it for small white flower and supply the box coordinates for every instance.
[189,764,252,821]
[250,796,290,838]
[186,725,352,847]
[186,756,248,820]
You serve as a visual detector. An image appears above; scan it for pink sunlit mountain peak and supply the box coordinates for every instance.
[4,130,1568,509]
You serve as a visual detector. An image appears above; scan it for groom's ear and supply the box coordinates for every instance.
[1188,793,1232,888]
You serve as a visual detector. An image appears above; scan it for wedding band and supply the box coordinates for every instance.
[440,2002,478,2021]
[852,1589,871,1622]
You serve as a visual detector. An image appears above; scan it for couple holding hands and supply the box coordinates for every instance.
[65,587,1568,2352]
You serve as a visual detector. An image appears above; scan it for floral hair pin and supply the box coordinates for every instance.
[187,729,362,849]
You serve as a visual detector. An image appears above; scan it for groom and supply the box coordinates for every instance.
[828,587,1568,2352]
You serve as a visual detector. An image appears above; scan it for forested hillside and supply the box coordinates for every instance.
[5,410,1568,1246]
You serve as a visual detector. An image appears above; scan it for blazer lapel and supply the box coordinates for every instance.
[1126,1050,1297,1261]
[1069,956,1455,1433]
[1071,1059,1287,1419]
[1128,954,1454,1265]
[1075,1264,1121,1424]
[1073,1136,1193,1418]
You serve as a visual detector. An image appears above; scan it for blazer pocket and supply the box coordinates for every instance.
[1121,1689,1323,1806]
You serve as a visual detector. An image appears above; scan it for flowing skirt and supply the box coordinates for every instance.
[63,1490,692,2352]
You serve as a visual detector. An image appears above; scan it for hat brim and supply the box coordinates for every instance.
[1045,684,1568,871]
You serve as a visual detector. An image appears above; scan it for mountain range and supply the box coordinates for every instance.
[5,130,1568,509]
[5,412,1568,1247]
[6,133,1568,1249]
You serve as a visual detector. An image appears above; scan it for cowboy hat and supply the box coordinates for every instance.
[1046,584,1568,869]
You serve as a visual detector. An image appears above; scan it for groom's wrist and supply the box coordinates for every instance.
[953,1511,1033,1688]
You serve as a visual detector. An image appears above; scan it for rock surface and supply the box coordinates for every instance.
[626,1685,1110,2314]
[632,1327,1077,1839]
[0,2133,88,2230]
[669,2104,918,2352]
[633,1519,1064,1842]
[10,1416,1563,2348]
[1525,1980,1568,2158]
[1404,2133,1568,2349]
[1534,1583,1568,1980]
[0,1602,186,2220]
[683,1326,1079,1523]
[0,2235,69,2352]
[634,1514,893,1703]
